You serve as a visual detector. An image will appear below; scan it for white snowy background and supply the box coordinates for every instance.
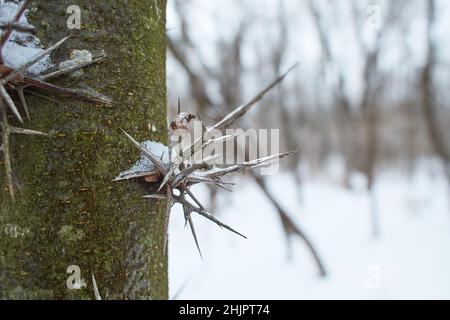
[169,160,450,299]
[166,0,450,300]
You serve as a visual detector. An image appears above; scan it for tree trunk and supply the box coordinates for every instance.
[0,0,168,299]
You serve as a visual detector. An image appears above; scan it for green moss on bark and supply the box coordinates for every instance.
[0,0,168,299]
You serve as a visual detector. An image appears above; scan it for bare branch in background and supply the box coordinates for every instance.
[309,0,354,187]
[421,0,450,190]
[350,0,402,239]
[167,37,215,113]
[271,0,302,190]
[250,171,327,277]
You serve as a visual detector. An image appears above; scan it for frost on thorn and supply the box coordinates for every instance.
[114,141,170,182]
[59,49,93,77]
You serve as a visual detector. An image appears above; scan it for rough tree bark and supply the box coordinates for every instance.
[0,0,168,299]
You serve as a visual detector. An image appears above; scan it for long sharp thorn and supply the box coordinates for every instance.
[16,87,30,120]
[158,165,175,192]
[142,194,166,200]
[0,22,36,35]
[212,63,298,131]
[172,276,192,300]
[1,36,70,85]
[184,187,206,211]
[172,158,218,188]
[178,122,242,167]
[173,193,246,239]
[120,129,166,174]
[180,189,189,227]
[182,188,245,238]
[207,150,298,178]
[214,183,234,192]
[39,54,107,80]
[23,90,60,104]
[0,85,23,123]
[92,274,102,300]
[177,98,181,115]
[186,175,235,186]
[10,126,47,136]
[163,187,172,256]
[183,205,188,227]
[187,214,203,259]
[23,78,112,105]
[196,112,208,135]
[197,209,247,239]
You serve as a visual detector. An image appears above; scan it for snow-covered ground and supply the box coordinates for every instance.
[169,159,450,299]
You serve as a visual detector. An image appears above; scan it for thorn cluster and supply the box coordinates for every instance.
[116,65,298,258]
[0,0,111,200]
